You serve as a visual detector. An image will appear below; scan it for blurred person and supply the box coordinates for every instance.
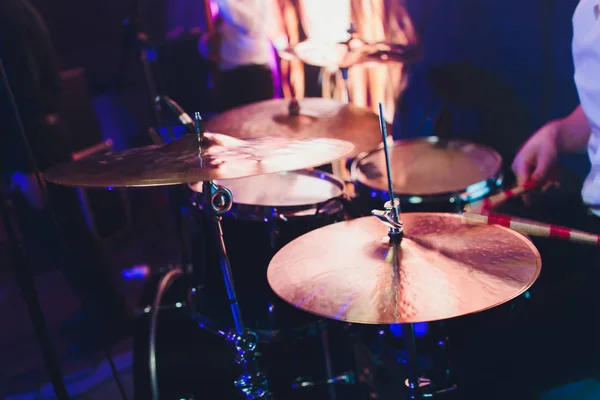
[0,0,132,354]
[199,0,279,110]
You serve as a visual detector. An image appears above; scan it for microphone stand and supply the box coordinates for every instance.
[119,0,198,270]
[0,57,71,400]
[115,0,140,91]
[119,0,174,141]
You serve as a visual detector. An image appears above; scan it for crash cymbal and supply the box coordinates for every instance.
[340,42,421,69]
[267,213,541,324]
[43,132,355,188]
[205,98,390,157]
[280,39,418,69]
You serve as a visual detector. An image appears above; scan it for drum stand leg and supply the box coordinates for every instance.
[202,181,272,399]
[319,324,337,400]
[403,323,422,399]
[400,324,458,399]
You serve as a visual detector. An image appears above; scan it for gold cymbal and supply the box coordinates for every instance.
[205,98,390,157]
[43,132,355,188]
[267,213,541,324]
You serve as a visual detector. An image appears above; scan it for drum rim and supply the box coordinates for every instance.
[191,169,347,220]
[350,136,503,200]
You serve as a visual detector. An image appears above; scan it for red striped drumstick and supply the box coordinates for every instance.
[464,166,561,213]
[463,182,538,213]
[462,212,600,246]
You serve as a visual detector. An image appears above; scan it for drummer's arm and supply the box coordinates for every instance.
[212,0,264,35]
[555,105,592,154]
[267,0,288,50]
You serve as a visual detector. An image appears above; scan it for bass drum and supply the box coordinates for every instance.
[350,137,503,214]
[133,268,242,400]
[133,269,359,400]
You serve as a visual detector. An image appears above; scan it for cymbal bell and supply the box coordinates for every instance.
[267,213,541,324]
[205,98,390,157]
[43,132,355,188]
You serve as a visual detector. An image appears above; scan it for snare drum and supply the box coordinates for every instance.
[350,137,503,214]
[189,170,347,330]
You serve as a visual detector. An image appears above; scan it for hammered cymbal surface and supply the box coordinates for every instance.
[205,98,389,157]
[267,213,541,324]
[44,132,354,188]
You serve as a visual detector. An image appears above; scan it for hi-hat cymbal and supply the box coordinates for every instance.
[205,98,390,157]
[43,132,355,188]
[267,213,541,324]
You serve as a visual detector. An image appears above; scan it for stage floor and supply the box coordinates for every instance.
[0,195,176,400]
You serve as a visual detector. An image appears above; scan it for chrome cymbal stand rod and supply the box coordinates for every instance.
[195,113,271,399]
[370,104,421,399]
[371,103,402,240]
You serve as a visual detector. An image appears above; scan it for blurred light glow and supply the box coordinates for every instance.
[122,264,150,280]
[389,322,428,338]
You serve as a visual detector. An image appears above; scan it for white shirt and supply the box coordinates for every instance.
[574,0,600,210]
[213,0,272,70]
[299,0,351,43]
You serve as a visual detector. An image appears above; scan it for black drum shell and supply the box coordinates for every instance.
[133,270,242,400]
[189,170,348,331]
[132,270,360,400]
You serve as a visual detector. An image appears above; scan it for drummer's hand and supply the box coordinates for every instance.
[512,120,561,187]
[512,121,561,206]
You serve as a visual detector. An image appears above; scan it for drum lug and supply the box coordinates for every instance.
[275,213,288,222]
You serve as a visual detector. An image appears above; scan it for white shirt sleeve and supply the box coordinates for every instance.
[213,0,263,35]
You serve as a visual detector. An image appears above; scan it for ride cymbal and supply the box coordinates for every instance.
[267,213,541,324]
[43,132,355,188]
[205,98,390,157]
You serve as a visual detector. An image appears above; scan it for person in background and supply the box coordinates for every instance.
[457,0,600,397]
[0,0,132,355]
[199,0,277,110]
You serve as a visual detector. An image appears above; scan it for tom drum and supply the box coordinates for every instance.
[350,137,503,214]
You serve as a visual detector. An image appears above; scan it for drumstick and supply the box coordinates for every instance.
[463,181,539,213]
[462,211,600,246]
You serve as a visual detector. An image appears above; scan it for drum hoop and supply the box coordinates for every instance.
[355,175,504,206]
[350,137,503,201]
[193,170,347,221]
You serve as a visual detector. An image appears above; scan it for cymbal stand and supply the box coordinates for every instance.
[369,105,458,398]
[194,113,271,399]
[370,103,421,399]
[339,23,357,104]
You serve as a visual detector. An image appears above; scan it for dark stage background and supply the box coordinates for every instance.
[399,0,586,180]
[29,0,587,175]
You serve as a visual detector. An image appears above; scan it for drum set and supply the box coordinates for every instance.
[38,23,554,400]
[43,86,545,399]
